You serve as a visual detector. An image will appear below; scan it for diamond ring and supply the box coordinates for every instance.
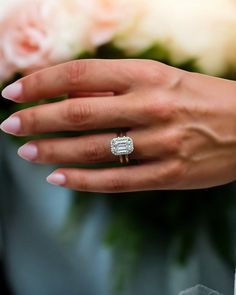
[111,131,134,164]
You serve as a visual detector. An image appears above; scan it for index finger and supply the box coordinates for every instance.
[1,59,142,103]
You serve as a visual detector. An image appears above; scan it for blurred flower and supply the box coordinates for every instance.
[0,0,20,81]
[150,0,236,75]
[0,0,87,80]
[115,0,236,76]
[0,50,15,82]
[78,0,145,49]
[1,0,236,79]
[0,0,20,21]
[50,0,89,62]
[114,0,160,54]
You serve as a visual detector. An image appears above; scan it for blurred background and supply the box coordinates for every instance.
[1,0,236,294]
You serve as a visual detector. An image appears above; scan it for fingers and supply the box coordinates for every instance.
[17,129,177,164]
[0,95,144,136]
[68,91,114,98]
[2,59,143,103]
[46,160,181,193]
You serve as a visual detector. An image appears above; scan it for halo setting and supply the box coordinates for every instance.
[111,136,134,156]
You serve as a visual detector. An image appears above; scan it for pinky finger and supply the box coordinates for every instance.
[46,161,182,193]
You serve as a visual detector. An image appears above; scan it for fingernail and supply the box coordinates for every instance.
[47,173,66,186]
[18,143,38,161]
[1,82,22,101]
[0,116,21,134]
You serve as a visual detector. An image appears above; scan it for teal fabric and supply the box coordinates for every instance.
[0,136,234,295]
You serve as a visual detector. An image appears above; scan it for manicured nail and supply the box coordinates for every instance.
[1,82,22,101]
[47,173,66,186]
[0,116,21,134]
[18,144,38,161]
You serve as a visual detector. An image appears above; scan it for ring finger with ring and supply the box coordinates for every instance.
[17,128,172,165]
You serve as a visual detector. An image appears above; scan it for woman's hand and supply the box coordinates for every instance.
[1,59,236,193]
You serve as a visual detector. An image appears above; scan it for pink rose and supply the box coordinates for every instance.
[0,49,15,83]
[79,0,144,48]
[0,0,84,79]
[0,1,54,73]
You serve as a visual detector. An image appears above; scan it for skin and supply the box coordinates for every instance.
[1,59,236,193]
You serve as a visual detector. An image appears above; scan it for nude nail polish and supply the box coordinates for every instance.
[18,144,38,161]
[1,82,22,101]
[0,116,21,135]
[47,173,66,186]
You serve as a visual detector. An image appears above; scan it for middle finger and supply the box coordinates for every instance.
[1,95,144,136]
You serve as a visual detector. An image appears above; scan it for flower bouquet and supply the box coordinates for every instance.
[1,0,236,289]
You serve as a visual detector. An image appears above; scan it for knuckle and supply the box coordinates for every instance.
[144,60,183,89]
[76,174,90,191]
[169,162,185,181]
[24,109,39,134]
[23,72,42,99]
[144,99,176,122]
[164,132,183,155]
[161,161,185,187]
[143,100,159,119]
[38,142,56,162]
[143,61,168,85]
[106,174,127,192]
[64,101,92,126]
[84,141,107,162]
[66,60,88,88]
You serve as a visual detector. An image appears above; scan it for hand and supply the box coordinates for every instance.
[1,59,236,193]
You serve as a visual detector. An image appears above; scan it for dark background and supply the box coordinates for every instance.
[0,260,12,295]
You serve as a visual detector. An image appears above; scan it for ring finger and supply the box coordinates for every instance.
[17,128,175,164]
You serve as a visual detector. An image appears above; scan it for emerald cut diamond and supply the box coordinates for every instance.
[111,136,134,156]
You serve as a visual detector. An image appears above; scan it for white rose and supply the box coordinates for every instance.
[0,0,21,21]
[149,0,236,75]
[115,0,236,76]
[73,0,146,49]
[114,0,161,54]
[51,0,89,60]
